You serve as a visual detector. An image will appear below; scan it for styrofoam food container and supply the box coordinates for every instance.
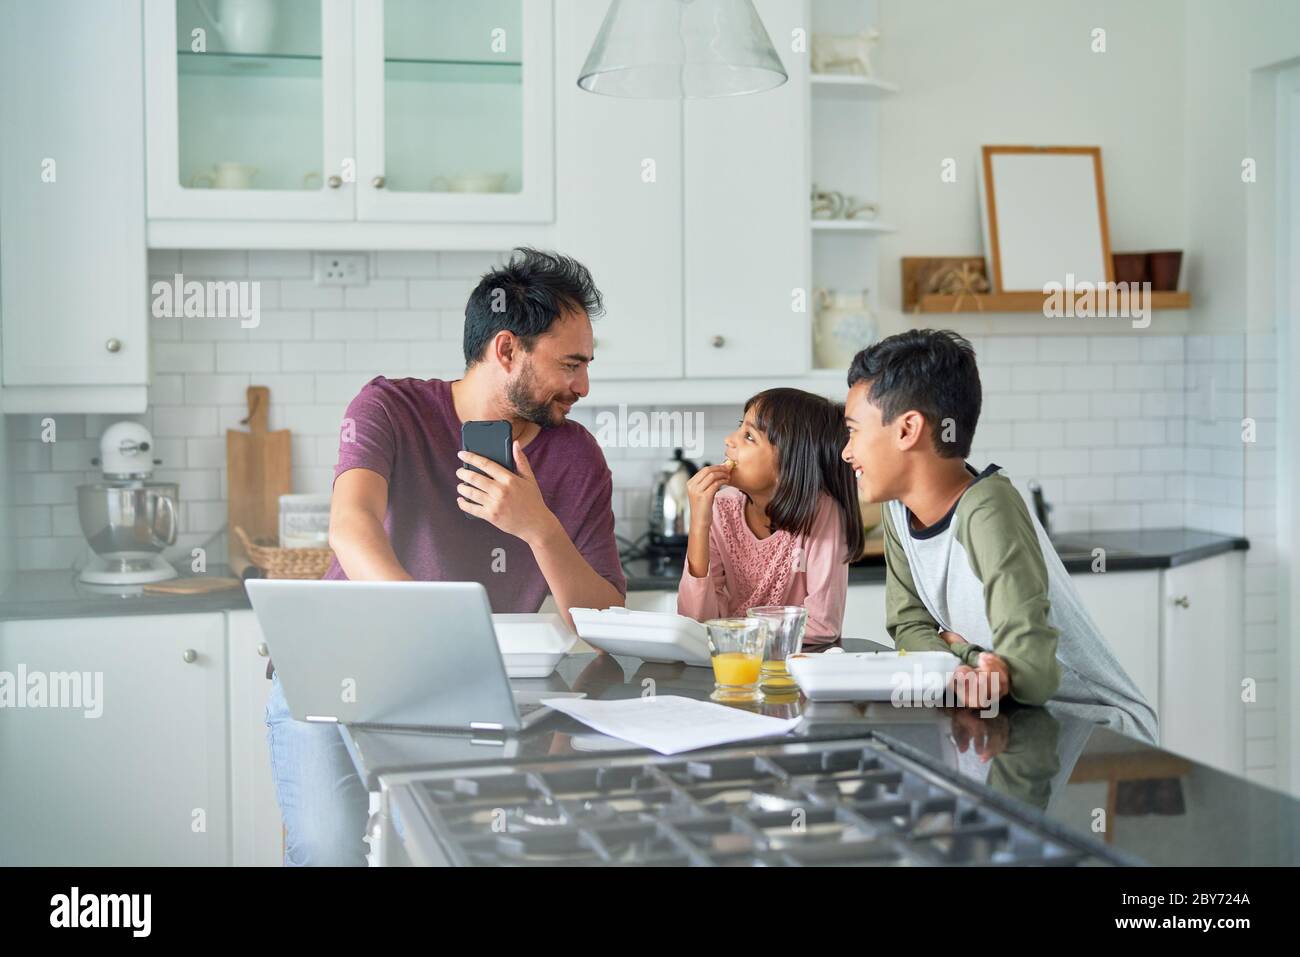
[788,650,957,701]
[492,613,577,678]
[569,607,712,666]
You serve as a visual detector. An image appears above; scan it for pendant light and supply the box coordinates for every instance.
[577,0,788,99]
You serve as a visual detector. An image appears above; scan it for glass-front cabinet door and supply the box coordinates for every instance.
[145,0,354,220]
[354,0,554,222]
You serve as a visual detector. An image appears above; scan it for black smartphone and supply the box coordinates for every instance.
[460,420,515,477]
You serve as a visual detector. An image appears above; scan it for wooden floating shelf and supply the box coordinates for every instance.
[812,219,895,233]
[914,289,1191,314]
[810,73,899,97]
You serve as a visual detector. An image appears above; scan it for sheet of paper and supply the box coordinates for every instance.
[539,695,803,755]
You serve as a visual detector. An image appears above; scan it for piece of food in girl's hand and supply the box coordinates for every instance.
[723,458,736,470]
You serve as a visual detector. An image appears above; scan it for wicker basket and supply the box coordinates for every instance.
[234,526,334,580]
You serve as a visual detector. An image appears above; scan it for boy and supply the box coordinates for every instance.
[841,329,1157,743]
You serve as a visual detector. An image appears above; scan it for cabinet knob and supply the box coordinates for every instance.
[105,338,122,353]
[327,174,342,189]
[256,642,269,658]
[182,648,198,664]
[1172,595,1190,609]
[371,175,386,189]
[710,335,725,348]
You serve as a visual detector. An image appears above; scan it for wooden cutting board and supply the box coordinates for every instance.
[227,386,291,575]
[144,576,242,596]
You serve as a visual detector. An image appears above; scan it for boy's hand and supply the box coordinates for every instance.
[950,652,1011,709]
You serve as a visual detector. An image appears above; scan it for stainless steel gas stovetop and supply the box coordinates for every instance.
[375,737,1128,866]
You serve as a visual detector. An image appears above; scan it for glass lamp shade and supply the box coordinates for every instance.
[578,0,788,99]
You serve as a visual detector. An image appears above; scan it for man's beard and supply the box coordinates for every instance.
[506,362,572,429]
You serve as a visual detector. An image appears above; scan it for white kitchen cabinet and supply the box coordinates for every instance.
[145,0,552,227]
[1159,552,1246,776]
[554,0,683,380]
[354,0,554,223]
[0,0,149,412]
[683,0,811,378]
[145,0,355,221]
[226,610,285,866]
[1069,569,1161,712]
[0,614,230,866]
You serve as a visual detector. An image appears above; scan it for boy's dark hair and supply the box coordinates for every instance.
[744,389,866,563]
[463,247,604,366]
[846,329,981,459]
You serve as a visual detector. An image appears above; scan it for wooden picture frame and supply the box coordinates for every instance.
[980,145,1114,293]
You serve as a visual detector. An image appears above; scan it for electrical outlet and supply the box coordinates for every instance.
[313,252,368,286]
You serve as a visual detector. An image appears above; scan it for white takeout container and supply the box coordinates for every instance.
[492,613,576,678]
[788,650,957,701]
[568,607,712,666]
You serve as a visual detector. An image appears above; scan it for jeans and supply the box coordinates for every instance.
[265,673,369,866]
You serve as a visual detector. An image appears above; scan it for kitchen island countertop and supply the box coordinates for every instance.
[342,639,1298,867]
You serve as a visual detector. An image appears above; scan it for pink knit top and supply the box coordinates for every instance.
[677,487,849,643]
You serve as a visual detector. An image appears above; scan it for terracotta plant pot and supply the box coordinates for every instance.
[1112,252,1149,286]
[1148,250,1183,291]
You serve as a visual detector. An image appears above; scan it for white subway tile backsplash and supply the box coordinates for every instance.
[185,373,252,405]
[1064,364,1115,393]
[216,342,280,373]
[313,310,377,340]
[437,250,506,278]
[280,279,345,309]
[375,310,445,340]
[249,251,312,278]
[409,279,476,309]
[376,251,440,277]
[180,250,248,276]
[153,342,215,373]
[282,342,346,372]
[344,279,408,309]
[152,405,219,438]
[253,310,314,340]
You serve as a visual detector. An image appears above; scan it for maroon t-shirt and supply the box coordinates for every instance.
[323,376,627,612]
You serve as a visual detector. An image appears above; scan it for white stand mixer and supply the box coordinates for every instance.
[77,422,180,585]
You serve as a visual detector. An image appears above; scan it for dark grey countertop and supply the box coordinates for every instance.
[0,527,1249,620]
[340,640,1299,866]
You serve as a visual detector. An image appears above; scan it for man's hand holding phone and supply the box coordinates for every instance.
[456,442,560,546]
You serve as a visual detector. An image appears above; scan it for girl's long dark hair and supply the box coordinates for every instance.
[744,388,866,563]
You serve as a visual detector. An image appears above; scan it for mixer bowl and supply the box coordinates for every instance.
[77,482,179,557]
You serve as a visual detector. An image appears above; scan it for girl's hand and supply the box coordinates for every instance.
[686,464,732,531]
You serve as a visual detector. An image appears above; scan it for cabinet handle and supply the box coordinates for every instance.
[1172,595,1190,609]
[371,175,386,189]
[256,642,269,657]
[710,335,725,348]
[182,648,198,664]
[105,338,122,353]
[327,174,342,189]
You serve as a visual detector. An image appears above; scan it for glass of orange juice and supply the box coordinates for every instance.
[705,617,768,702]
[746,605,808,692]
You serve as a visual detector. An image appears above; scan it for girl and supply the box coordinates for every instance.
[678,388,865,644]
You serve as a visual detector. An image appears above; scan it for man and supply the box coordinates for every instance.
[840,329,1157,743]
[265,248,627,866]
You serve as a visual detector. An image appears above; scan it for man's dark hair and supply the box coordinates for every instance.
[463,247,604,366]
[846,329,981,459]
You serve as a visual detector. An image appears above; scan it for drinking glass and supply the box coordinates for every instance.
[705,617,767,702]
[746,605,808,691]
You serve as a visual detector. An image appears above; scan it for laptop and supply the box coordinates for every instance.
[245,579,580,732]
